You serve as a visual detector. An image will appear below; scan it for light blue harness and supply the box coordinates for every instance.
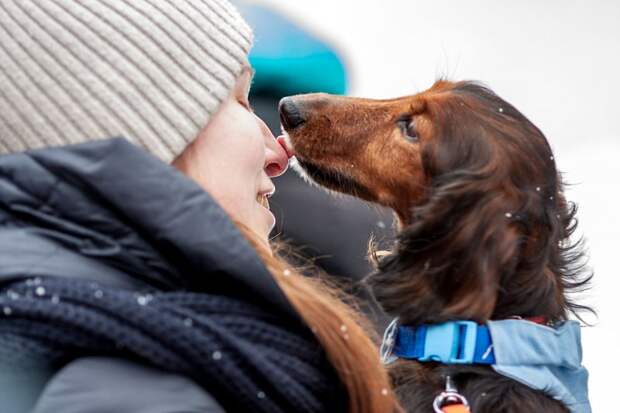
[380,319,591,412]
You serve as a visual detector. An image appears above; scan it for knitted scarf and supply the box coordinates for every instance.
[0,277,341,413]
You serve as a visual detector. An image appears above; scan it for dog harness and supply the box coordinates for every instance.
[380,318,591,413]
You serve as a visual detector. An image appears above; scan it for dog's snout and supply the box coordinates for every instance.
[279,97,305,130]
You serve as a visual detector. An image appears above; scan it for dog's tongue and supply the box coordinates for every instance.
[277,135,296,158]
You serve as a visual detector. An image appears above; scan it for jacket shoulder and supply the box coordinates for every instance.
[31,357,225,413]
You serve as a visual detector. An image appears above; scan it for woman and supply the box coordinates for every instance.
[0,1,397,412]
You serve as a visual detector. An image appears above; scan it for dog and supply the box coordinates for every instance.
[278,80,592,412]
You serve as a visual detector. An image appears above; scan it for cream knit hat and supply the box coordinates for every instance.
[0,0,253,163]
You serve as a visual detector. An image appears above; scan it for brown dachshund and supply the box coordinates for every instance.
[278,80,592,412]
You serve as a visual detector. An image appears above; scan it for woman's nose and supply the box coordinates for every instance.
[264,130,291,178]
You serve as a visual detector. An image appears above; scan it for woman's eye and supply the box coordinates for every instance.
[399,119,418,143]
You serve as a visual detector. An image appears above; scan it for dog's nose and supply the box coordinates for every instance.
[279,97,305,130]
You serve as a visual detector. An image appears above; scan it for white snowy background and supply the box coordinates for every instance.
[259,0,618,410]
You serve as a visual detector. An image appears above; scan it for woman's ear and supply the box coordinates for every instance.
[368,178,521,324]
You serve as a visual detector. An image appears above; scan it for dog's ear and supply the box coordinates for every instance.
[367,175,521,324]
[367,81,592,324]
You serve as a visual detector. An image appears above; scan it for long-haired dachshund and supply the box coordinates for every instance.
[278,80,592,412]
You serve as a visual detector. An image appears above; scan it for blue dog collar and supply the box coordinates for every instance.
[379,318,591,413]
[380,319,495,365]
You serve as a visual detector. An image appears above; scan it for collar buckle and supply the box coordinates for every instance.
[421,321,478,364]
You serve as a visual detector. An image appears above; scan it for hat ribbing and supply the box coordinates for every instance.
[0,0,253,163]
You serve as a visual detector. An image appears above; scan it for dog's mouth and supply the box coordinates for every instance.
[295,157,373,200]
[281,125,375,201]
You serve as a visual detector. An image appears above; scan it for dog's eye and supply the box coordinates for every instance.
[398,120,418,143]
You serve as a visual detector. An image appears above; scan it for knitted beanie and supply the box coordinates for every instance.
[0,0,253,163]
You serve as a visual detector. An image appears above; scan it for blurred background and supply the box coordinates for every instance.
[234,1,619,410]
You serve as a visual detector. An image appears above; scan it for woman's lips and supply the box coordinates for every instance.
[277,135,295,158]
[256,194,270,210]
[257,195,275,229]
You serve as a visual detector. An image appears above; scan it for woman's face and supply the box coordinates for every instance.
[172,67,290,247]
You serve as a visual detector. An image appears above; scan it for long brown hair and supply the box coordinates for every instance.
[234,222,400,413]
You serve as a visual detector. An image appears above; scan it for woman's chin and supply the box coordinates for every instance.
[262,207,276,238]
[250,204,275,247]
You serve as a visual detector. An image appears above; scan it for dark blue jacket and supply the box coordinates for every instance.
[0,138,320,412]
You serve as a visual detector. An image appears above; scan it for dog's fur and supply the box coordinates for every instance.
[279,80,591,412]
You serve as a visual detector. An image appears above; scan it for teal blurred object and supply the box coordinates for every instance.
[233,1,348,96]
